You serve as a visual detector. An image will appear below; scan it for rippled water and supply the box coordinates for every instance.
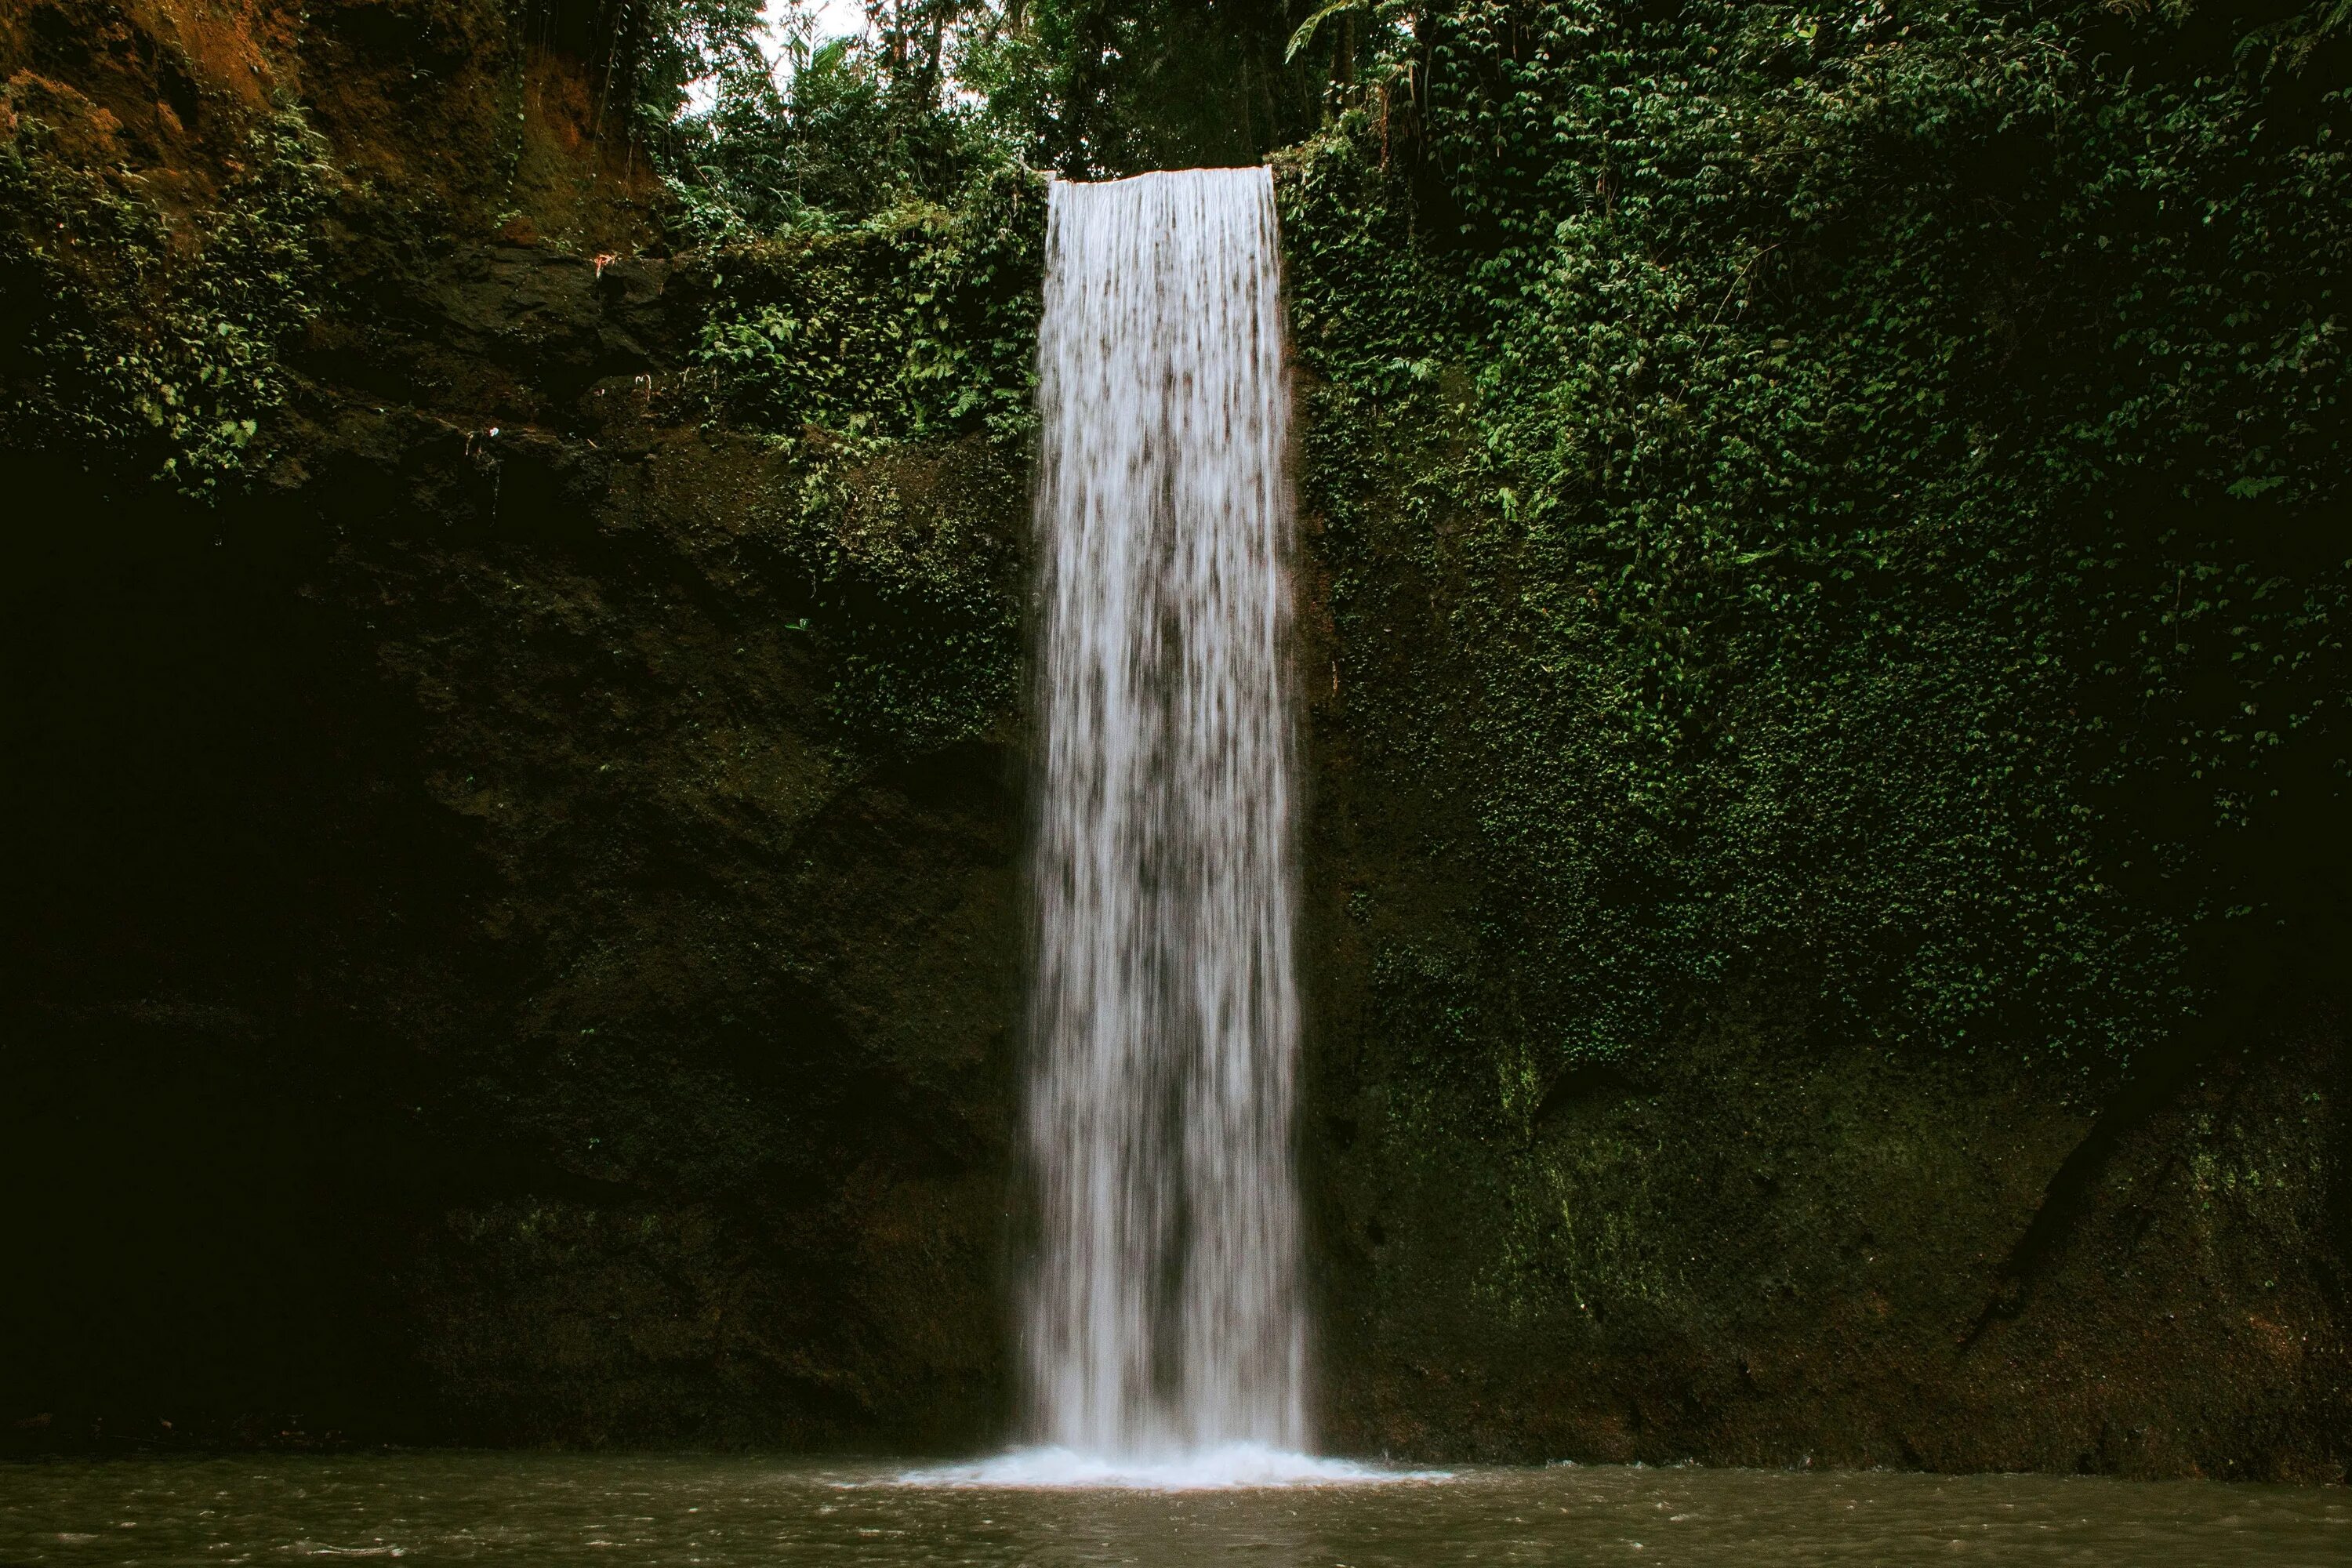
[2,1454,2344,1566]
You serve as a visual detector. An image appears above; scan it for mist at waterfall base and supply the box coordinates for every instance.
[904,166,1358,1494]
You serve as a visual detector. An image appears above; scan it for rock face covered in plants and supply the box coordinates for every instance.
[4,0,1030,1449]
[2,0,2349,1477]
[1278,0,2352,1475]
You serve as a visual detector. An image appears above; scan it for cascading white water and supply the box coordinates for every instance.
[1022,166,1306,1461]
[898,167,1417,1488]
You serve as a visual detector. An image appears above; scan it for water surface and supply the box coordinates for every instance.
[2,1453,2344,1566]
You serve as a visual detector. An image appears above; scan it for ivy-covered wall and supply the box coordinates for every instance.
[684,162,1045,752]
[1279,0,2350,1471]
[1287,0,2350,1101]
[0,105,327,495]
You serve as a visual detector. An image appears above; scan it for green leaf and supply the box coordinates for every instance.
[1285,0,1363,64]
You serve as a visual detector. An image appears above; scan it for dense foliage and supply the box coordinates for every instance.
[668,0,2352,1065]
[688,159,1047,750]
[658,5,994,233]
[657,0,1342,198]
[964,0,1329,172]
[657,2,1388,751]
[659,7,1044,753]
[10,0,2343,1071]
[0,107,328,497]
[1283,0,2352,1101]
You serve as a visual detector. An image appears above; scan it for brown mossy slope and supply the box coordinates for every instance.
[2,0,1018,1449]
[1,0,652,238]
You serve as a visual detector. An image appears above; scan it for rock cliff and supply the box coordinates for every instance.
[2,0,2344,1477]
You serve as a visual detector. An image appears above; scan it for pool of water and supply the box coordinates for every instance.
[2,1452,2343,1566]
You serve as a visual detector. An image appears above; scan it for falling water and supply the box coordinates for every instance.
[1021,167,1306,1465]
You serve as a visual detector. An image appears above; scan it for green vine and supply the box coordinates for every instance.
[691,159,1048,753]
[1282,0,2352,1105]
[0,103,329,499]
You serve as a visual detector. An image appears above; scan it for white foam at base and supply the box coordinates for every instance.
[894,1443,1447,1491]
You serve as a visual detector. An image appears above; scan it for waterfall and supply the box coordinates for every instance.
[1023,166,1306,1460]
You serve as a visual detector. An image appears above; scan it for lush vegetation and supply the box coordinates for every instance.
[0,106,328,498]
[655,2,1381,751]
[651,0,1334,196]
[686,160,1046,750]
[662,0,2351,1071]
[1281,1,2352,1102]
[658,7,1044,752]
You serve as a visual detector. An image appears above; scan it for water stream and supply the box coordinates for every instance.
[1011,166,1307,1472]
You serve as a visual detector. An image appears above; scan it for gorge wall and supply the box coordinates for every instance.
[4,0,1026,1450]
[3,0,2347,1478]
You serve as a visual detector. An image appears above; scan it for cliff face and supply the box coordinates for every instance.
[1289,15,2352,1476]
[4,0,1020,1449]
[1287,354,2351,1479]
[1267,5,2352,1478]
[1301,764,2352,1475]
[2,0,2347,1478]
